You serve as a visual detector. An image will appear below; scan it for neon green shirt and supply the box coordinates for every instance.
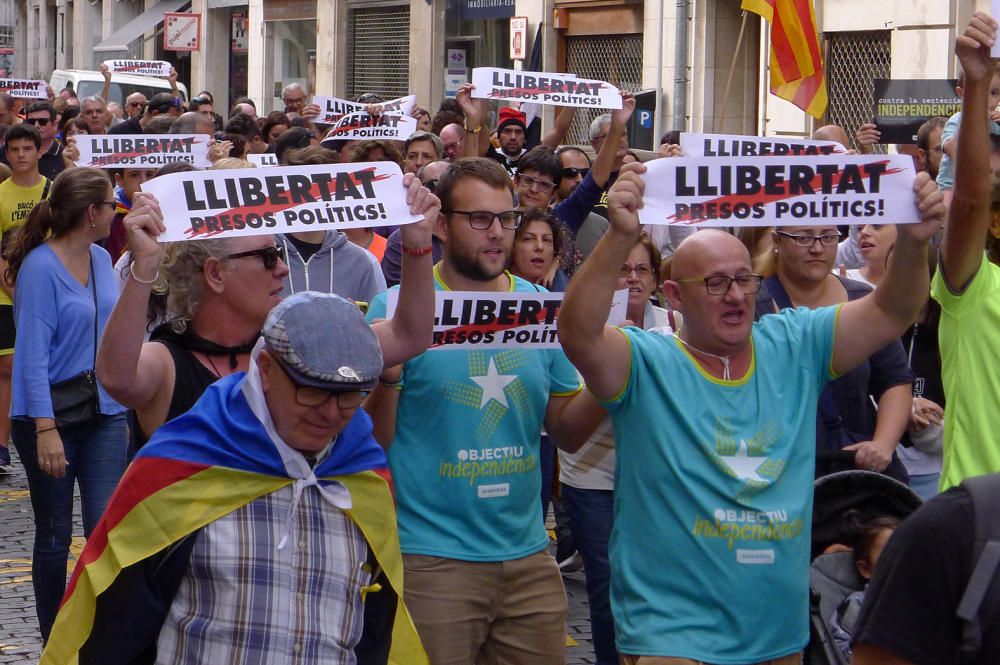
[931,254,1000,489]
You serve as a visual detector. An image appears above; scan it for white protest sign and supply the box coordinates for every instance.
[313,94,416,125]
[471,67,623,109]
[679,132,847,158]
[247,153,278,167]
[0,79,47,99]
[385,289,628,350]
[320,111,418,141]
[638,154,918,228]
[141,161,420,242]
[102,59,172,77]
[993,1,1000,58]
[74,134,212,169]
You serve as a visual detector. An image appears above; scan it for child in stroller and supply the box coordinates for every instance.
[828,512,900,660]
[807,466,922,665]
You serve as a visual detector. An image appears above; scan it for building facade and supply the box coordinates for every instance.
[8,0,988,146]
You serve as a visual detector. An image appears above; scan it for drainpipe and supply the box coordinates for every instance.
[653,0,664,147]
[672,0,688,133]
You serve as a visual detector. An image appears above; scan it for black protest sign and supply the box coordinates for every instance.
[874,79,960,144]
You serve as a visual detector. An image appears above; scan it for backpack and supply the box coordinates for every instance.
[957,473,1000,663]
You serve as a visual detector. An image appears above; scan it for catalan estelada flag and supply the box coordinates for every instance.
[742,0,828,119]
[40,372,428,665]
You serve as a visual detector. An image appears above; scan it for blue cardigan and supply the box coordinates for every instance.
[11,243,125,419]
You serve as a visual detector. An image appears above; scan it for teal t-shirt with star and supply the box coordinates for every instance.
[366,268,581,561]
[605,305,839,663]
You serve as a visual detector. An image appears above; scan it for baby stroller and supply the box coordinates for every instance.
[806,457,923,665]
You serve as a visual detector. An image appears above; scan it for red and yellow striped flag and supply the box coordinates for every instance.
[742,0,828,119]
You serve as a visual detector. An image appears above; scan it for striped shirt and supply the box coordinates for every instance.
[155,483,370,665]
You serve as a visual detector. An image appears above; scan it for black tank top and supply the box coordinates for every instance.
[132,324,224,450]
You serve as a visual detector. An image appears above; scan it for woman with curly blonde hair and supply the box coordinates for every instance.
[96,171,441,451]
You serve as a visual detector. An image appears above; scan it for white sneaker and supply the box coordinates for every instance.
[558,552,583,573]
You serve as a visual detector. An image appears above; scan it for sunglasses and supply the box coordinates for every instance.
[221,245,286,270]
[24,117,51,126]
[562,167,589,179]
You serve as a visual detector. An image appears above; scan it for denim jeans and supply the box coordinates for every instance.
[12,413,127,641]
[562,485,618,665]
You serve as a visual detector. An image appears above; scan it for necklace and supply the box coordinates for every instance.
[675,334,733,381]
[204,353,224,379]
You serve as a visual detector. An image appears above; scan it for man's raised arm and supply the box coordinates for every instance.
[370,173,437,368]
[557,163,645,400]
[940,12,998,291]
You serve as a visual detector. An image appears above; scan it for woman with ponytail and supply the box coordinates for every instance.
[7,166,127,641]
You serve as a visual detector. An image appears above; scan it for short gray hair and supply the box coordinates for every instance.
[404,131,444,159]
[281,82,306,99]
[81,95,106,109]
[589,113,611,141]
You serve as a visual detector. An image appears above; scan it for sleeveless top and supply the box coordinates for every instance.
[132,324,226,450]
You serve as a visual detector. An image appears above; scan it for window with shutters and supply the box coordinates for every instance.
[563,33,643,145]
[347,4,411,101]
[824,30,891,153]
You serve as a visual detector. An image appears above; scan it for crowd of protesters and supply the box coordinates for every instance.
[1,11,1000,665]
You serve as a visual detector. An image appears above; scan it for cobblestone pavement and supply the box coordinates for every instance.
[0,446,599,664]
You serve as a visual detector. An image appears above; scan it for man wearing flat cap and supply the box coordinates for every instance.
[41,291,428,665]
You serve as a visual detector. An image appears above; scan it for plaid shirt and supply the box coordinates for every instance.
[155,483,370,665]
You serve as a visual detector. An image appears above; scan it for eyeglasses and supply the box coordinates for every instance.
[273,359,370,409]
[422,178,439,193]
[283,97,306,105]
[619,263,653,278]
[676,273,764,296]
[444,209,523,230]
[517,173,557,193]
[562,167,589,180]
[127,101,146,108]
[221,245,286,270]
[97,200,116,209]
[293,384,370,409]
[776,230,842,247]
[23,117,51,126]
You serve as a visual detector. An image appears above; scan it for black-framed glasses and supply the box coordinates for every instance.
[618,263,653,278]
[273,359,370,408]
[444,209,523,230]
[222,245,286,270]
[24,117,51,126]
[97,200,117,210]
[517,173,557,193]
[127,101,146,108]
[562,167,589,179]
[776,230,842,247]
[294,384,370,409]
[676,273,764,296]
[422,178,439,193]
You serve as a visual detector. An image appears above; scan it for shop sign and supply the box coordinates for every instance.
[460,0,515,20]
[263,0,317,21]
[164,13,201,52]
[510,17,527,60]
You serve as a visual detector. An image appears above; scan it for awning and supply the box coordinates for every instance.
[93,0,189,53]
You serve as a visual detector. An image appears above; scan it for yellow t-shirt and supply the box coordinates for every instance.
[931,253,1000,489]
[0,176,49,306]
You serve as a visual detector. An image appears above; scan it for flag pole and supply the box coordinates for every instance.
[718,9,750,132]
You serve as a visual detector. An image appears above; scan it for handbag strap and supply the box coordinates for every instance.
[41,177,52,202]
[89,254,97,372]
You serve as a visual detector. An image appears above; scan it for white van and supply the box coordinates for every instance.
[49,69,189,105]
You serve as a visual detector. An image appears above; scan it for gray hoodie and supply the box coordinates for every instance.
[279,231,387,303]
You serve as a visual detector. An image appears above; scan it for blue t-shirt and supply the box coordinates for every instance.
[605,305,839,663]
[936,111,1000,190]
[11,243,125,418]
[366,267,581,561]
